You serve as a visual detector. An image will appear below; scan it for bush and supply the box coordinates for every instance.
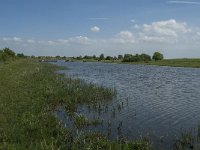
[152,52,164,61]
[99,54,104,60]
[0,47,16,62]
[122,53,151,62]
[17,53,25,58]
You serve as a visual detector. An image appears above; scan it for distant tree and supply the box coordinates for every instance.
[135,54,141,62]
[0,50,2,61]
[105,56,113,60]
[0,48,16,61]
[152,52,164,61]
[122,53,152,62]
[3,48,15,57]
[118,55,123,60]
[99,54,104,60]
[140,53,151,62]
[92,55,96,59]
[83,55,93,59]
[76,55,82,60]
[17,53,25,58]
[122,54,132,62]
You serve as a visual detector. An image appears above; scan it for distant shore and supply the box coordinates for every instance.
[40,58,200,68]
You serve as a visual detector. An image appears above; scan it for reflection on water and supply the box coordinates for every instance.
[54,61,200,149]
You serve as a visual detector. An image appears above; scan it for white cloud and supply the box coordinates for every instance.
[167,1,200,5]
[27,39,35,43]
[47,41,56,46]
[143,19,188,36]
[112,31,135,44]
[118,31,134,39]
[90,26,100,32]
[133,24,140,29]
[197,32,200,36]
[69,36,92,45]
[139,35,168,43]
[2,37,22,42]
[139,19,189,43]
[57,39,69,44]
[13,37,22,42]
[131,19,135,23]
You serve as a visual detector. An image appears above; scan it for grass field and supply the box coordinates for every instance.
[143,58,200,68]
[0,59,152,150]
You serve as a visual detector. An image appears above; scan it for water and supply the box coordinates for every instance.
[54,61,200,149]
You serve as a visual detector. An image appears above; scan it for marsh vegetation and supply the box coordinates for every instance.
[0,59,153,150]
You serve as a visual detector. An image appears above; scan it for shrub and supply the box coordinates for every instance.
[152,52,164,61]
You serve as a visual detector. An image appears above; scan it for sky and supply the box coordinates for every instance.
[0,0,200,58]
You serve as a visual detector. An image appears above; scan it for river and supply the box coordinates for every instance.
[54,61,200,149]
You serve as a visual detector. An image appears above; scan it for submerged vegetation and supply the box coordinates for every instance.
[0,58,152,149]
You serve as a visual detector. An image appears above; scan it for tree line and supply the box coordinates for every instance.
[0,47,25,62]
[74,52,164,62]
[0,47,164,63]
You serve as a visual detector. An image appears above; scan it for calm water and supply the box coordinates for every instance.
[54,61,200,149]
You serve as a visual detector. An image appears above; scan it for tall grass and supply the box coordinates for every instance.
[0,59,152,150]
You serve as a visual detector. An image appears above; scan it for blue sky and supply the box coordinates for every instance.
[1,0,200,58]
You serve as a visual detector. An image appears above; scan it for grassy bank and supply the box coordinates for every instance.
[0,59,152,150]
[136,58,200,68]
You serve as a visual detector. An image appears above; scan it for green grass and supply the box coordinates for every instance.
[145,59,200,68]
[74,114,102,128]
[119,58,200,68]
[0,59,153,150]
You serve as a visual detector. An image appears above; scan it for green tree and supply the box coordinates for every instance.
[140,53,151,62]
[3,47,15,57]
[99,54,104,60]
[17,53,25,58]
[0,48,16,61]
[76,55,82,60]
[152,52,164,61]
[105,56,113,60]
[118,55,123,60]
[122,54,133,62]
[0,50,3,61]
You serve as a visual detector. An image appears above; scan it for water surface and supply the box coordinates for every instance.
[55,61,200,149]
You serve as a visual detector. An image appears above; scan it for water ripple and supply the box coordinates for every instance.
[55,61,200,149]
